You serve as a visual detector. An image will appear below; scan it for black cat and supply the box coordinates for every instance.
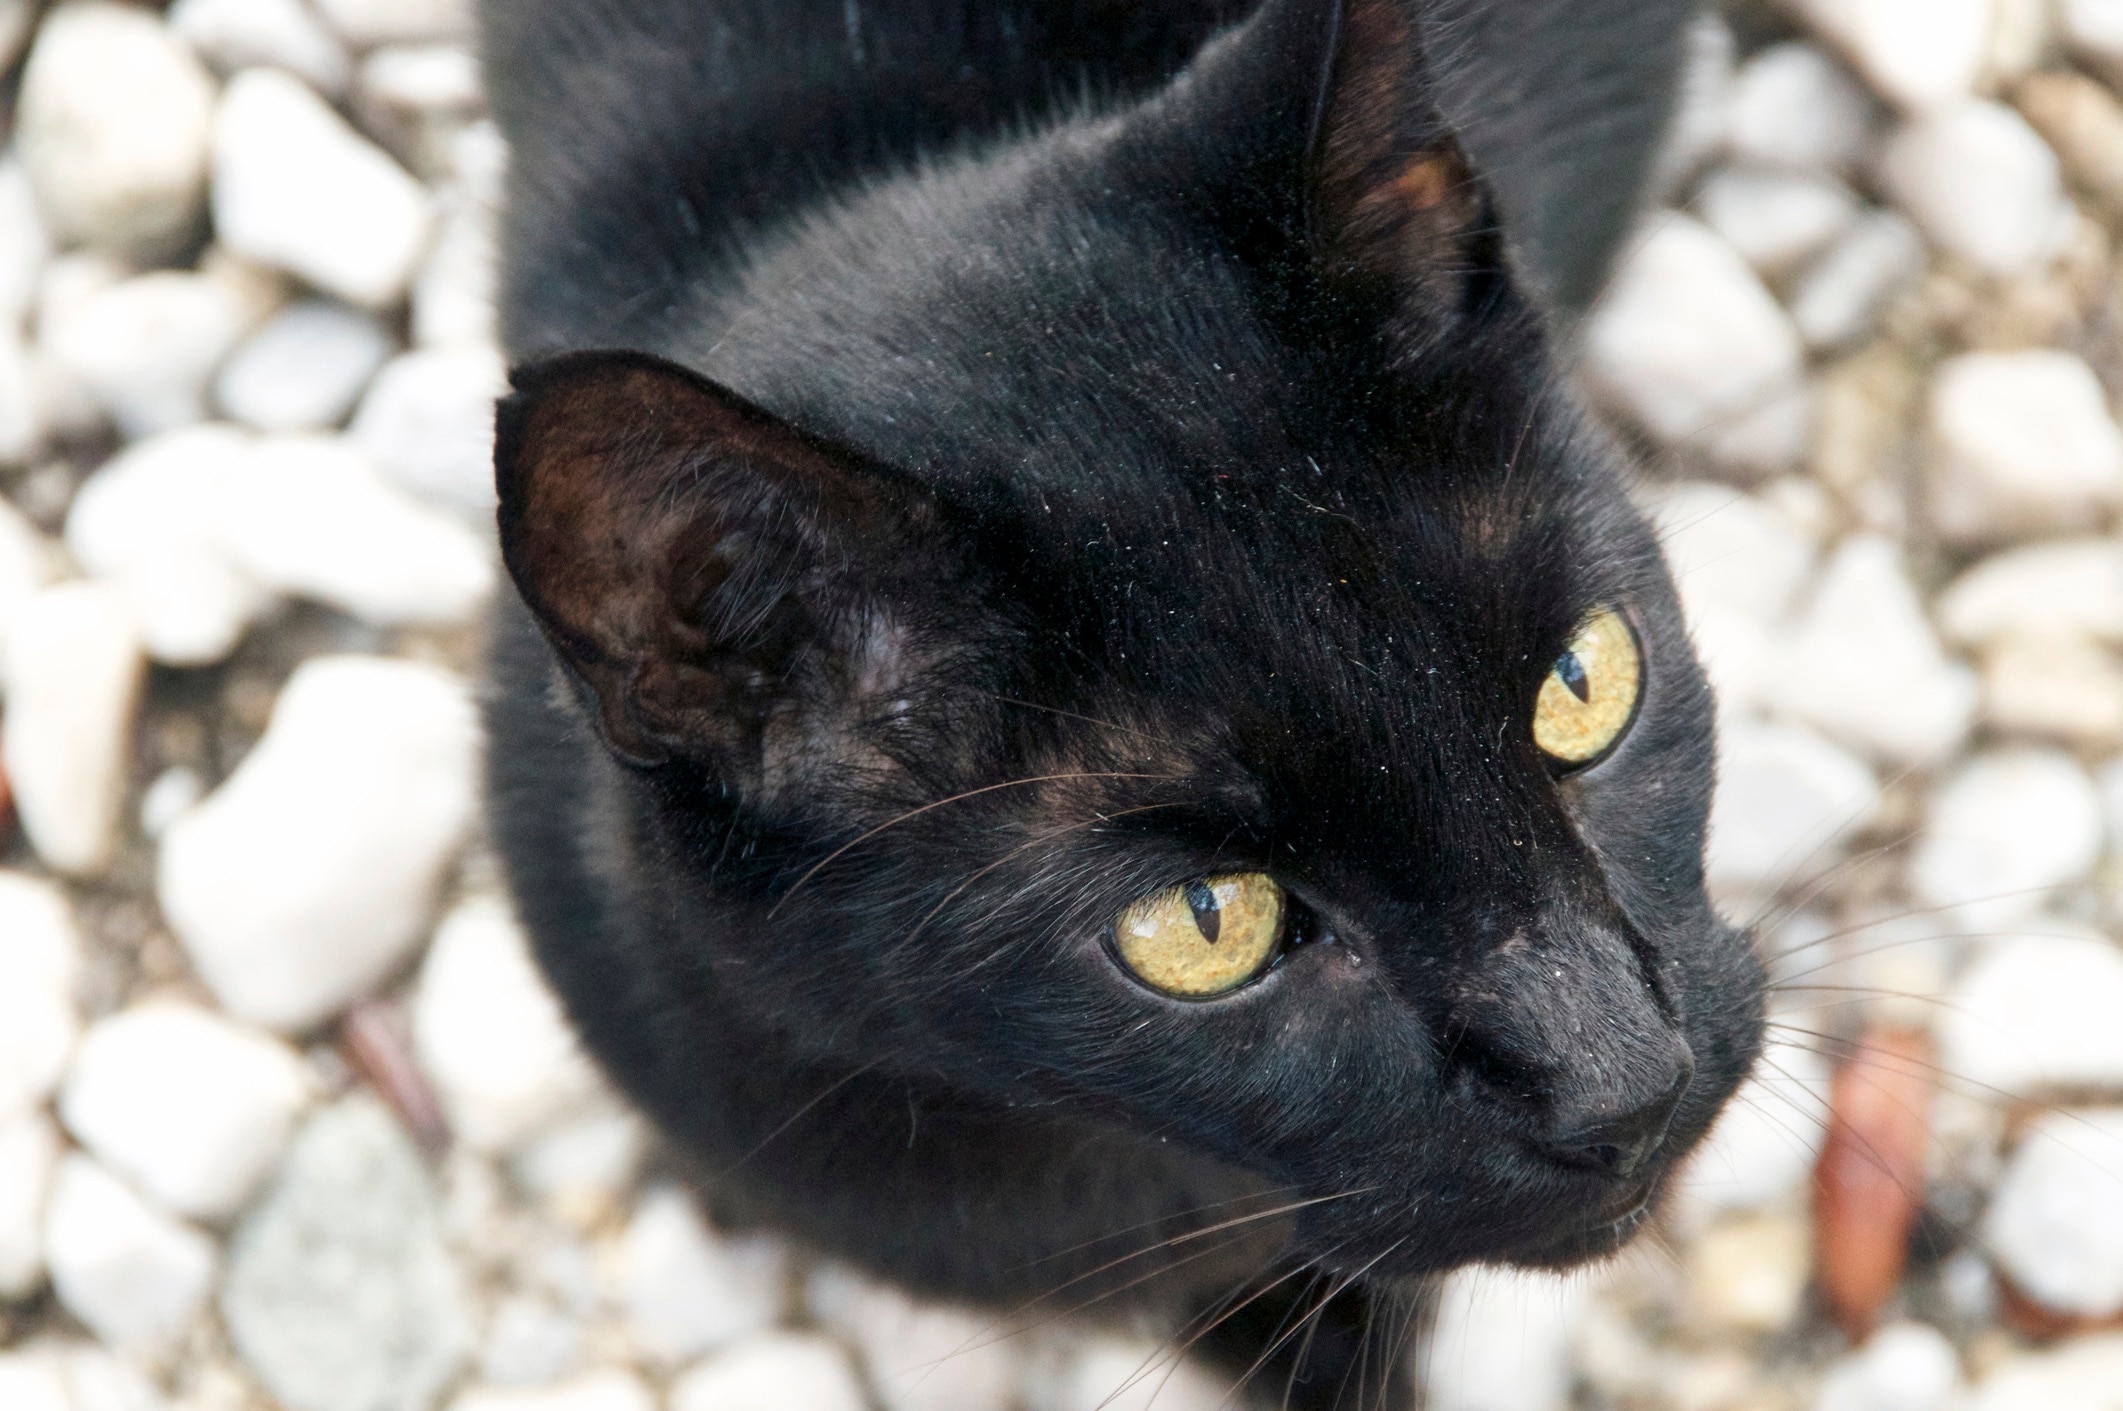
[478,1,1765,1404]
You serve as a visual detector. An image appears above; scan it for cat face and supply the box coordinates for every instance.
[493,0,1764,1282]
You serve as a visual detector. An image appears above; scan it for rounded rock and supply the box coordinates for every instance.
[43,1154,217,1358]
[669,1335,868,1411]
[1812,1322,1962,1411]
[348,346,505,511]
[1675,1039,1831,1224]
[1789,212,1927,353]
[59,1000,311,1223]
[218,299,396,431]
[1941,929,2123,1097]
[1695,163,1860,278]
[312,0,472,46]
[45,268,271,440]
[448,1371,654,1411]
[170,0,352,95]
[621,1186,787,1365]
[1425,1267,1588,1411]
[158,655,480,1031]
[2,582,145,876]
[1706,722,1881,896]
[17,2,217,262]
[1985,1109,2123,1319]
[1879,101,2069,278]
[0,1109,59,1297]
[1910,749,2103,930]
[1938,539,2123,649]
[1928,351,2123,549]
[0,872,79,1125]
[1787,0,1993,111]
[212,67,434,309]
[1966,1336,2123,1411]
[1724,42,1875,173]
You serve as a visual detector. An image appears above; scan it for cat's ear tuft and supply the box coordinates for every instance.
[494,351,938,771]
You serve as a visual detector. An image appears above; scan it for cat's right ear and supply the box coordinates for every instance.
[494,351,942,772]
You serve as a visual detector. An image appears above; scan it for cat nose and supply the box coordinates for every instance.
[1537,1053,1694,1179]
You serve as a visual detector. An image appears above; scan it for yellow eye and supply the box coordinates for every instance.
[1112,873,1285,999]
[1533,608,1642,768]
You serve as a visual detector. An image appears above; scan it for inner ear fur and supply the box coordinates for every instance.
[494,350,937,768]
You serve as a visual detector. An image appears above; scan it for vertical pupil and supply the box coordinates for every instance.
[1184,880,1221,944]
[1556,649,1591,703]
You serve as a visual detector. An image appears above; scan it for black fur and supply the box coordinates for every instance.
[478,2,1762,1405]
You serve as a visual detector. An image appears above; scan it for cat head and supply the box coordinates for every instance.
[494,0,1765,1280]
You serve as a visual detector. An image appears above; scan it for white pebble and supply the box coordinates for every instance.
[1771,534,1977,765]
[1985,1109,2123,1319]
[218,299,396,431]
[212,67,434,308]
[0,1355,66,1411]
[44,1155,216,1358]
[0,158,53,329]
[1584,214,1805,462]
[1424,1267,1587,1411]
[16,2,217,262]
[0,874,80,1127]
[2064,0,2123,77]
[1967,1334,2123,1411]
[170,0,352,94]
[1022,1336,1240,1411]
[218,433,494,624]
[669,1336,868,1411]
[1813,1322,1962,1411]
[1879,101,2069,278]
[1911,749,2103,929]
[1938,540,2123,648]
[1695,164,1860,278]
[509,1108,648,1216]
[414,897,602,1154]
[449,1371,655,1411]
[1788,0,1994,111]
[621,1187,786,1365]
[0,1110,58,1297]
[2,582,145,876]
[0,495,53,653]
[349,346,505,510]
[477,1295,585,1388]
[808,1264,1022,1411]
[141,766,205,840]
[1928,351,2123,548]
[159,655,480,1031]
[1646,482,1818,719]
[1674,1039,1831,1224]
[60,1000,311,1223]
[361,44,482,113]
[1706,722,1880,895]
[51,1346,170,1411]
[1789,212,1927,352]
[1942,929,2123,1097]
[65,424,264,665]
[1649,13,1734,197]
[45,268,270,439]
[412,199,497,347]
[1725,42,1875,173]
[313,0,472,46]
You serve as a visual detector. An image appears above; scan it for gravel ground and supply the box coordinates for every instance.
[4,1,2123,1409]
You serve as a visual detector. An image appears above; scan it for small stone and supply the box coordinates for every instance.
[312,0,472,46]
[1695,164,1860,278]
[0,496,53,653]
[1938,539,2123,648]
[1675,1039,1832,1224]
[1686,1213,1812,1334]
[1985,1109,2123,1319]
[476,1295,584,1388]
[45,268,272,439]
[1423,1267,1587,1411]
[2017,72,2123,219]
[52,1346,170,1411]
[1966,1334,2123,1411]
[1788,0,1993,111]
[1649,13,1734,197]
[1879,101,2069,278]
[44,1155,217,1358]
[0,1355,67,1411]
[170,0,352,95]
[1707,722,1881,896]
[1019,1336,1236,1411]
[212,67,434,309]
[1725,42,1875,173]
[413,897,602,1154]
[348,347,505,510]
[0,1109,58,1296]
[1584,214,1805,462]
[509,1108,648,1220]
[447,1372,653,1411]
[670,1335,868,1411]
[217,434,493,624]
[218,300,396,431]
[360,45,481,113]
[65,424,265,666]
[1771,534,1977,765]
[159,655,480,1031]
[17,2,217,262]
[1910,749,2103,929]
[620,1186,786,1365]
[1927,350,2123,547]
[1813,1322,1962,1411]
[0,158,53,329]
[1940,929,2123,1096]
[1980,633,2123,748]
[809,1265,1020,1411]
[224,1095,472,1411]
[1790,211,1928,352]
[2064,0,2123,81]
[141,766,205,841]
[411,199,496,348]
[2,582,145,876]
[0,334,48,468]
[60,1000,311,1223]
[0,873,80,1125]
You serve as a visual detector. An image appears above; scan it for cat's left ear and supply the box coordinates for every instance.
[1143,0,1500,317]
